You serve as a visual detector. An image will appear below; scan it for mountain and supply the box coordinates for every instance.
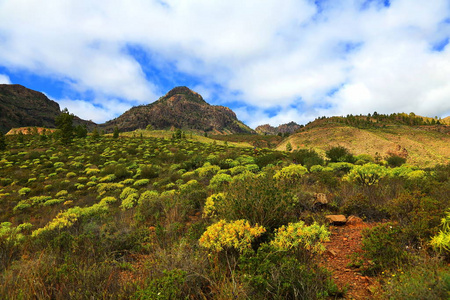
[101,86,254,134]
[0,84,62,133]
[277,115,450,167]
[0,84,96,133]
[255,121,303,135]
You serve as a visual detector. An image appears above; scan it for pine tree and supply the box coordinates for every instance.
[55,108,74,145]
[75,124,88,138]
[91,127,100,140]
[113,126,120,138]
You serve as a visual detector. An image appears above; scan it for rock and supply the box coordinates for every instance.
[347,215,364,226]
[326,215,347,225]
[314,193,328,205]
[326,249,337,257]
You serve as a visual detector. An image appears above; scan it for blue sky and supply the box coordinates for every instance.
[0,0,449,128]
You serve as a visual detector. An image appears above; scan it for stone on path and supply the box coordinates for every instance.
[326,215,347,225]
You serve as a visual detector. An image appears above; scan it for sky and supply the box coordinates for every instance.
[0,0,449,128]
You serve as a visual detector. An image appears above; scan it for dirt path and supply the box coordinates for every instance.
[322,219,383,299]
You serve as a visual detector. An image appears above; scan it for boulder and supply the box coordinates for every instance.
[314,193,328,205]
[326,215,347,225]
[347,215,363,226]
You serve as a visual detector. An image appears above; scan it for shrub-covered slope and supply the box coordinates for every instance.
[278,121,450,167]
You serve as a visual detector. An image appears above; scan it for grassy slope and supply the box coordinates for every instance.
[277,123,450,167]
[120,129,253,147]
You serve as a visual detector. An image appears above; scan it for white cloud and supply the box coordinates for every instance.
[56,98,132,124]
[0,0,449,125]
[0,74,11,84]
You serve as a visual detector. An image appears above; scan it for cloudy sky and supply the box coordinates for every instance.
[0,0,449,128]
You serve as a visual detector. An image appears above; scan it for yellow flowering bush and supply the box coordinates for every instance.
[199,219,266,253]
[273,164,308,183]
[202,193,225,218]
[344,163,388,186]
[430,211,450,255]
[271,221,330,254]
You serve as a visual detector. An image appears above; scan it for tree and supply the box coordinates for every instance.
[74,124,88,138]
[91,127,100,140]
[326,146,355,163]
[0,131,6,151]
[55,108,74,145]
[386,155,406,167]
[113,126,120,139]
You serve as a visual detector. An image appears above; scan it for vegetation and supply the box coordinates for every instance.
[0,128,448,298]
[0,131,6,151]
[55,108,75,145]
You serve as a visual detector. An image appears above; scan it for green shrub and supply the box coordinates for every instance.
[199,219,266,253]
[383,259,450,300]
[430,210,450,256]
[273,164,308,183]
[238,244,339,299]
[270,221,330,256]
[43,198,65,206]
[208,173,232,191]
[290,149,324,168]
[217,172,298,230]
[357,223,408,275]
[326,146,356,163]
[344,163,388,186]
[133,179,149,187]
[386,154,406,167]
[18,187,31,196]
[121,191,139,210]
[133,269,186,300]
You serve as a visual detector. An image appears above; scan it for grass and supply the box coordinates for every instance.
[279,123,450,167]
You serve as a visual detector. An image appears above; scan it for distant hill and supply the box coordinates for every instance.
[101,86,254,134]
[0,84,61,133]
[255,121,303,135]
[0,84,96,133]
[278,115,450,167]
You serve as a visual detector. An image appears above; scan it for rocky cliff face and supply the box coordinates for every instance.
[0,84,96,133]
[255,121,302,135]
[101,86,254,134]
[0,84,61,133]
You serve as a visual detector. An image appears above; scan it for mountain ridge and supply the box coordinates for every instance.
[100,86,255,134]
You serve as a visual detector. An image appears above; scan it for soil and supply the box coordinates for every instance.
[322,220,383,299]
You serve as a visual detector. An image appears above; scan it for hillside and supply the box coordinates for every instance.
[278,121,450,167]
[101,86,254,134]
[255,121,303,135]
[0,84,61,133]
[0,84,96,133]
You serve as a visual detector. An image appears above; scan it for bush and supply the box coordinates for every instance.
[133,269,187,300]
[383,259,450,300]
[199,219,266,253]
[290,149,324,168]
[133,179,149,187]
[344,163,388,186]
[357,223,408,275]
[238,244,338,299]
[326,146,355,163]
[270,221,330,257]
[430,210,450,256]
[217,172,298,230]
[273,164,308,184]
[18,187,31,196]
[208,173,232,191]
[386,154,407,167]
